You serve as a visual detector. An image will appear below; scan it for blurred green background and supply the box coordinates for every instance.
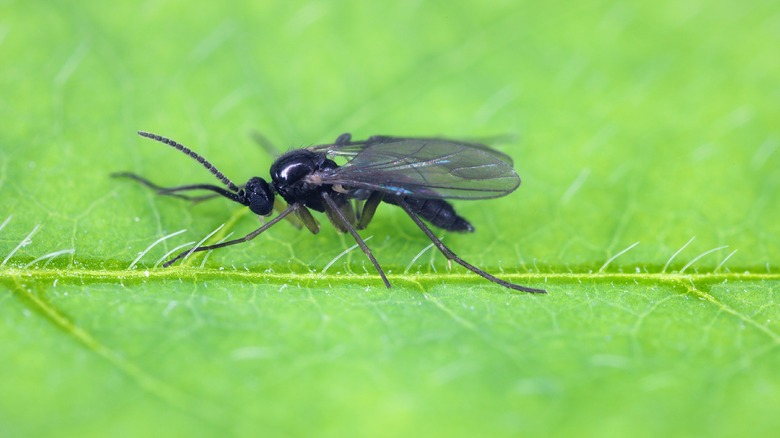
[1,0,778,436]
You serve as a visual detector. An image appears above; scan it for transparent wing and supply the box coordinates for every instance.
[312,137,521,200]
[309,135,515,165]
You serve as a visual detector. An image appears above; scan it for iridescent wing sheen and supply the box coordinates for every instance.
[309,137,520,200]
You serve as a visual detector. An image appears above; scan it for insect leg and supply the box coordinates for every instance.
[163,204,298,267]
[334,133,352,145]
[357,192,384,230]
[322,193,392,288]
[353,199,364,221]
[397,199,546,294]
[295,206,321,234]
[324,197,357,232]
[274,199,303,230]
[250,131,282,157]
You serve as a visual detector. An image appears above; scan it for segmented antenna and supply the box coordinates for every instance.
[137,131,240,192]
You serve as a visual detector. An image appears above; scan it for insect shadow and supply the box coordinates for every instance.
[113,131,546,294]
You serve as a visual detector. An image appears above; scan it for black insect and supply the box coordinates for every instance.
[114,131,546,294]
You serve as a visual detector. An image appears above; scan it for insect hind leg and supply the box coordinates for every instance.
[396,198,546,294]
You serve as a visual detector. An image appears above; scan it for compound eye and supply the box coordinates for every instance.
[244,177,274,216]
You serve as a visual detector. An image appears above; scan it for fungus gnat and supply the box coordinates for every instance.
[114,131,546,294]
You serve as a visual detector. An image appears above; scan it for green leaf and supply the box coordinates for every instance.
[1,0,779,436]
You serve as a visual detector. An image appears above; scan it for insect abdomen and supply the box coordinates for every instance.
[386,196,474,232]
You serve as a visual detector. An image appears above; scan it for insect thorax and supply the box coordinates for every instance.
[270,149,339,212]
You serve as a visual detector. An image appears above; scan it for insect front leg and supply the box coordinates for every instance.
[163,204,299,267]
[274,199,303,230]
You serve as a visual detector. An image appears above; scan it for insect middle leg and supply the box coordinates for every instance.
[356,192,384,230]
[322,192,391,288]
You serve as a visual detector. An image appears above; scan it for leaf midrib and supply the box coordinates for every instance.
[2,267,777,286]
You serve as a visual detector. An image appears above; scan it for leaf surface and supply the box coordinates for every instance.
[1,0,779,436]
